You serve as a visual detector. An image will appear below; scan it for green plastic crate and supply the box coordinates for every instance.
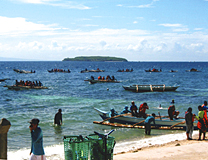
[87,134,115,160]
[63,136,90,160]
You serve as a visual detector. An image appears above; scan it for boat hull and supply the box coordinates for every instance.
[123,84,179,92]
[5,85,48,90]
[85,79,120,84]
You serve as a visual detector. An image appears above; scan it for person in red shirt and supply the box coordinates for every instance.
[139,102,149,118]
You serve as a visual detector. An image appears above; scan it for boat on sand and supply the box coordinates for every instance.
[123,84,179,92]
[93,108,197,130]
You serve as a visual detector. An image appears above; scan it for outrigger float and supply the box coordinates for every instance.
[93,108,198,130]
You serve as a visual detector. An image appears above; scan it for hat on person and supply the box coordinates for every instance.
[29,118,39,125]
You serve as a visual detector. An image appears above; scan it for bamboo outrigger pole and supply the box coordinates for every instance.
[98,113,131,124]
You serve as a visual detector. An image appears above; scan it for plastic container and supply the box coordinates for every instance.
[87,134,115,160]
[63,135,90,160]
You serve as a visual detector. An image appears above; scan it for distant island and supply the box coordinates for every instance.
[62,56,128,62]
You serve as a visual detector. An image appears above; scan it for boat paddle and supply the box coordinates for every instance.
[170,120,185,129]
[99,113,131,124]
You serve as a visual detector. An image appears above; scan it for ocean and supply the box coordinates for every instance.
[0,61,207,159]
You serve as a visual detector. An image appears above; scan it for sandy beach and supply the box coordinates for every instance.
[113,134,208,160]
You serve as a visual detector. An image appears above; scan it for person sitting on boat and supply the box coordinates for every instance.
[90,76,94,80]
[196,105,207,140]
[102,76,105,80]
[144,113,156,135]
[68,69,70,73]
[109,108,118,117]
[106,75,111,80]
[131,68,133,72]
[38,81,42,86]
[120,106,130,114]
[130,101,138,117]
[111,76,115,80]
[16,80,20,86]
[138,102,149,118]
[98,76,102,80]
[168,104,179,120]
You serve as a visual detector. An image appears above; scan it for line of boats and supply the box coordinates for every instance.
[12,68,202,74]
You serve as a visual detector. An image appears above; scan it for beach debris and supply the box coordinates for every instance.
[175,143,180,146]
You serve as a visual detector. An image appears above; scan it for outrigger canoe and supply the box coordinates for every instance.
[48,70,71,73]
[145,69,162,72]
[84,79,121,84]
[123,84,179,92]
[93,108,198,130]
[0,78,10,82]
[81,69,105,73]
[4,85,48,90]
[186,68,201,72]
[13,69,35,74]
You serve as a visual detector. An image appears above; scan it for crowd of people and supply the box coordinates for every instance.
[15,80,42,87]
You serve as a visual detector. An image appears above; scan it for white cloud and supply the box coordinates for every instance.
[194,28,203,31]
[16,0,91,9]
[0,16,59,36]
[159,23,182,27]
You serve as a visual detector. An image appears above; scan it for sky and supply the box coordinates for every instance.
[1,0,208,61]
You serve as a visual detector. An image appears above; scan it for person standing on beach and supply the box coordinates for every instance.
[196,105,207,140]
[29,118,46,160]
[185,107,195,140]
[54,109,62,126]
[144,113,155,135]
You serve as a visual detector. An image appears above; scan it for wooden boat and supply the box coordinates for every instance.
[169,70,178,72]
[122,84,179,92]
[186,68,201,72]
[4,85,48,90]
[48,69,71,73]
[13,69,35,73]
[84,79,120,84]
[93,108,198,130]
[145,69,162,72]
[81,69,105,73]
[0,78,10,82]
[117,69,133,72]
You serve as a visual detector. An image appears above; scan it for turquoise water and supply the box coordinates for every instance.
[0,61,207,156]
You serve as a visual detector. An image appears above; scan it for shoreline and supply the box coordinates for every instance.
[8,131,208,160]
[113,133,208,160]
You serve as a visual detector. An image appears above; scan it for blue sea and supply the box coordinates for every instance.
[0,61,207,159]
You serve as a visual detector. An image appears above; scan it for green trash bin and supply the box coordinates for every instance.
[87,134,115,160]
[63,135,91,160]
